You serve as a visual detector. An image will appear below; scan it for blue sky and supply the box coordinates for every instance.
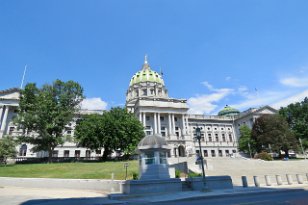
[1,0,308,114]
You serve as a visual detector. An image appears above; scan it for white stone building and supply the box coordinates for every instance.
[0,57,277,159]
[125,56,277,158]
[0,88,104,158]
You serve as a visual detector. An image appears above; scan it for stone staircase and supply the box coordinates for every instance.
[169,157,308,186]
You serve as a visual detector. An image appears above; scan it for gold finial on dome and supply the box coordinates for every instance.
[142,54,150,70]
[144,54,148,64]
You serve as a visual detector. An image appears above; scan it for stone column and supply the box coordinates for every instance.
[154,113,157,134]
[172,114,176,134]
[182,114,186,136]
[0,106,3,127]
[0,106,9,132]
[157,113,161,134]
[143,112,146,127]
[186,116,189,134]
[168,114,172,135]
[139,112,142,122]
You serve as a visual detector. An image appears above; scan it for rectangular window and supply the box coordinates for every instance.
[218,150,223,157]
[9,127,15,135]
[201,134,205,141]
[75,150,81,158]
[222,134,226,142]
[64,150,70,158]
[174,117,178,122]
[96,150,101,155]
[204,150,208,157]
[86,150,91,158]
[225,150,230,156]
[146,116,150,121]
[209,137,212,142]
[160,116,164,121]
[211,150,216,157]
[52,150,58,157]
[229,134,233,142]
[143,89,147,96]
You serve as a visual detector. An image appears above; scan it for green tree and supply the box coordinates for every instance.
[75,107,144,160]
[238,125,256,156]
[16,80,84,162]
[251,114,298,158]
[0,136,17,165]
[279,97,308,149]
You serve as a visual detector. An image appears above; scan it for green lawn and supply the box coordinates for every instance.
[0,161,138,180]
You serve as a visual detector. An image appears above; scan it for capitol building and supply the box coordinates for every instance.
[0,57,277,159]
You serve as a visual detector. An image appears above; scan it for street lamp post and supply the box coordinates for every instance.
[248,142,252,158]
[195,125,207,189]
[299,138,307,160]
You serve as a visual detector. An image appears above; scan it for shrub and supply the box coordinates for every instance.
[175,170,181,178]
[188,171,202,178]
[255,151,273,161]
[132,172,138,180]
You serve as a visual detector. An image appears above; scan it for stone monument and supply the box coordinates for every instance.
[121,134,182,194]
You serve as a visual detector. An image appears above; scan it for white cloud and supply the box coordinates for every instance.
[188,82,233,114]
[280,77,308,87]
[271,90,308,109]
[188,71,308,115]
[81,98,108,110]
[230,90,293,111]
[201,81,215,91]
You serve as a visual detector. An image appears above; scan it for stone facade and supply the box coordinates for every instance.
[126,57,277,159]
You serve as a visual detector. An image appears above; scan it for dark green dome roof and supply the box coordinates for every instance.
[218,105,240,116]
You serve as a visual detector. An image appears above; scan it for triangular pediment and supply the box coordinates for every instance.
[0,88,20,100]
[255,106,277,115]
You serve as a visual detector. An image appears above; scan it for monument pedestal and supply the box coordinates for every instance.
[121,178,182,194]
[186,176,233,190]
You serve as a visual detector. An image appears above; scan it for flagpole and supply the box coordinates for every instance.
[20,65,27,89]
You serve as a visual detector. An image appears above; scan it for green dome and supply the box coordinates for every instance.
[218,105,240,116]
[129,61,164,86]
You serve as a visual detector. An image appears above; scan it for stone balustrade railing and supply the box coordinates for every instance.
[241,173,308,187]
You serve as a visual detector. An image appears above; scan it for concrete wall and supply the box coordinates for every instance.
[0,177,123,193]
[186,176,233,190]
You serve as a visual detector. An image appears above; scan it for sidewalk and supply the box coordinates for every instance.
[1,184,308,205]
[107,184,308,204]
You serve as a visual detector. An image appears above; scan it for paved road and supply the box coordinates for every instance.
[150,189,308,205]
